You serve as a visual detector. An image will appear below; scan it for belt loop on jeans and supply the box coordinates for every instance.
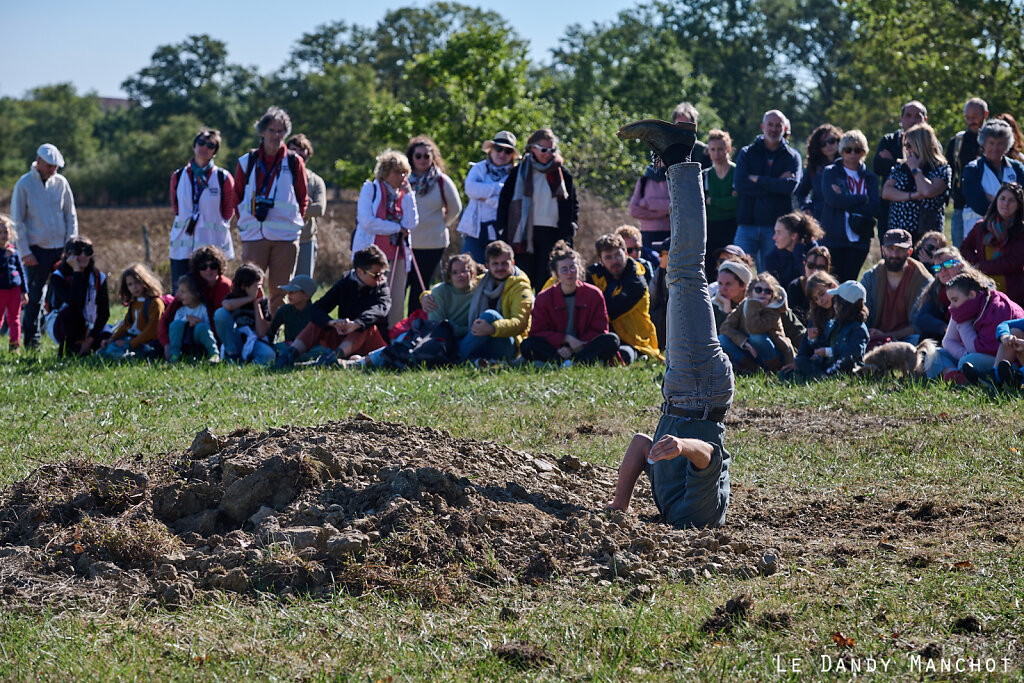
[661,401,726,422]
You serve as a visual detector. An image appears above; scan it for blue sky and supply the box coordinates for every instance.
[1,1,633,98]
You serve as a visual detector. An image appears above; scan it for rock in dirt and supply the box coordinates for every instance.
[189,429,227,458]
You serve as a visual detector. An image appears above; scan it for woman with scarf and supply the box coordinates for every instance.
[168,128,236,288]
[962,182,1024,306]
[498,128,579,291]
[457,131,519,264]
[353,149,419,330]
[405,136,462,314]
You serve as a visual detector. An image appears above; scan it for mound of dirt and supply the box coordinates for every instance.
[0,419,775,608]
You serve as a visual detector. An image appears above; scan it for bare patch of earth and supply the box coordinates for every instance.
[0,418,1018,611]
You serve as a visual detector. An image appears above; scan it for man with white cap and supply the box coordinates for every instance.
[10,143,79,348]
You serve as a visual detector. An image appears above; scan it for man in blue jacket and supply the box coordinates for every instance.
[733,110,801,270]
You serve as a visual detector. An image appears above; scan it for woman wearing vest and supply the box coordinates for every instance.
[353,149,419,330]
[233,107,309,314]
[169,128,236,289]
[406,135,462,315]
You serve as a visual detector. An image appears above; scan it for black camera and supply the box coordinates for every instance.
[185,216,198,235]
[253,196,275,222]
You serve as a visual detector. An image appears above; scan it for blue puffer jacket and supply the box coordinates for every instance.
[733,136,802,226]
[819,162,880,248]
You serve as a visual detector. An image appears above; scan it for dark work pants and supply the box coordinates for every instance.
[22,246,64,347]
[520,332,620,365]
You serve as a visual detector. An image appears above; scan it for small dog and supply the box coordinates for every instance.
[855,340,939,377]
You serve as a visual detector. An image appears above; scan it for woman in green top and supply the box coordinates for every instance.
[702,129,739,279]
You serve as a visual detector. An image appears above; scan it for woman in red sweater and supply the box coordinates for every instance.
[520,240,620,366]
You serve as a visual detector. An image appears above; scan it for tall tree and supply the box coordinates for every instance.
[121,35,264,151]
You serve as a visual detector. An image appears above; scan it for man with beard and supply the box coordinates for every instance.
[860,228,932,345]
[587,233,663,363]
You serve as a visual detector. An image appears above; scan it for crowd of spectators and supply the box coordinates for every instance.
[4,98,1023,389]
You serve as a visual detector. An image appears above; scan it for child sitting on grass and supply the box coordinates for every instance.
[941,272,1024,385]
[996,317,1024,389]
[269,274,315,354]
[718,272,795,373]
[167,275,219,363]
[0,215,28,352]
[213,264,275,365]
[99,263,165,360]
[794,280,869,377]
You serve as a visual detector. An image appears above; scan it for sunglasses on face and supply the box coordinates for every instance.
[361,268,387,280]
[69,246,93,256]
[531,144,557,154]
[626,247,640,255]
[413,152,431,160]
[842,147,865,154]
[806,261,828,271]
[195,140,217,150]
[492,147,513,155]
[931,259,960,273]
[752,285,773,295]
[823,137,840,146]
[199,263,219,272]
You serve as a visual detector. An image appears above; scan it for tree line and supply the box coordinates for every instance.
[1,0,1021,207]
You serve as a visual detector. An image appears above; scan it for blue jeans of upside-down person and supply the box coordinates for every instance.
[458,309,516,362]
[650,161,734,529]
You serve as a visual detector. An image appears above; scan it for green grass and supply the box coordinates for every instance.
[1,349,1022,681]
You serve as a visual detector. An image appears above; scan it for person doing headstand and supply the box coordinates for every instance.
[609,119,734,528]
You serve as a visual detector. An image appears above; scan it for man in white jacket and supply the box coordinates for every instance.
[11,143,78,348]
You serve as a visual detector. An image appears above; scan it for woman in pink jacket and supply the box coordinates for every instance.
[628,160,671,249]
[520,240,620,366]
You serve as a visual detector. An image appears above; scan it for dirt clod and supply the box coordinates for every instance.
[494,641,554,669]
[951,615,983,634]
[700,593,753,634]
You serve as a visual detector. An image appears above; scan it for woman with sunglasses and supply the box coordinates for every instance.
[820,130,880,283]
[157,246,232,357]
[169,129,237,289]
[881,123,951,244]
[406,136,462,315]
[45,236,110,357]
[498,128,580,291]
[910,246,968,343]
[457,131,519,265]
[961,182,1024,306]
[795,124,842,221]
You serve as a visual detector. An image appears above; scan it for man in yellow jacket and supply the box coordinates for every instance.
[587,233,663,362]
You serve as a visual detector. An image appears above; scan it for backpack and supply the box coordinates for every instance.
[377,318,457,370]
